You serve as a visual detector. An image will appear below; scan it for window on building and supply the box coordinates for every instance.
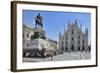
[27,33,29,38]
[66,47,67,52]
[72,37,73,41]
[23,33,24,38]
[66,37,67,40]
[72,29,74,34]
[71,45,74,51]
[26,43,29,47]
[78,40,80,44]
[78,46,80,51]
[83,40,85,44]
[78,35,80,39]
[82,46,84,51]
[66,41,67,44]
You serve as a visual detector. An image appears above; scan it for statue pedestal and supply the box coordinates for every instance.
[23,38,50,57]
[31,27,46,40]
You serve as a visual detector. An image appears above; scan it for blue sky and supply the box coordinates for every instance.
[23,10,91,44]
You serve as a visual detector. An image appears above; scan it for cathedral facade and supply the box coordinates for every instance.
[59,20,89,52]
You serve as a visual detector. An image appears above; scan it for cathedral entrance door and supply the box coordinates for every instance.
[71,45,74,51]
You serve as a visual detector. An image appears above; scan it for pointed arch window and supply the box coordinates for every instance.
[82,46,84,51]
[83,40,85,44]
[78,46,80,51]
[26,43,29,47]
[71,45,74,51]
[66,36,67,40]
[78,35,80,39]
[66,41,67,44]
[72,29,74,34]
[72,37,74,41]
[78,40,80,44]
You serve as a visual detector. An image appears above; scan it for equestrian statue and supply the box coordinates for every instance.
[35,13,43,28]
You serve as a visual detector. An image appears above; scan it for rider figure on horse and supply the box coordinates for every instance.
[35,13,43,28]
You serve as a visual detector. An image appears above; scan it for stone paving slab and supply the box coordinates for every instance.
[23,52,91,62]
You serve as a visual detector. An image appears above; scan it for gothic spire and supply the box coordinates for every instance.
[85,27,88,35]
[68,21,70,27]
[80,24,82,30]
[75,19,77,25]
[59,31,62,39]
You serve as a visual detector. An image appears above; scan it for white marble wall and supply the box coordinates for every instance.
[60,21,88,52]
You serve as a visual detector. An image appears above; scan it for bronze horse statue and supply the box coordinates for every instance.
[35,13,43,28]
